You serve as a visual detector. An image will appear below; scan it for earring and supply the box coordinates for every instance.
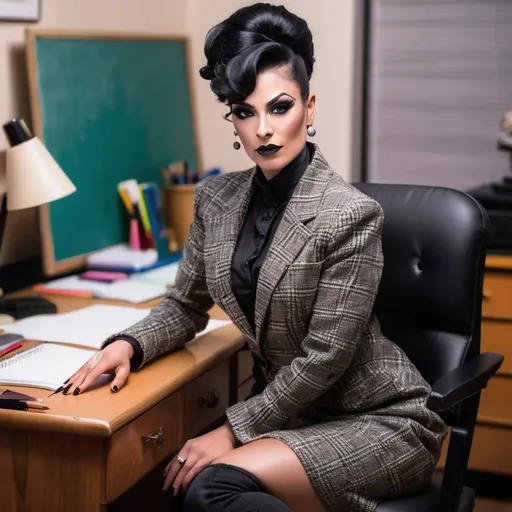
[307,125,316,137]
[233,129,240,150]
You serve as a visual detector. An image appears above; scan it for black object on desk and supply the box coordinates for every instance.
[0,296,56,320]
[0,399,48,411]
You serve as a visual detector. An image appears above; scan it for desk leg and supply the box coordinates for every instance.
[0,427,105,512]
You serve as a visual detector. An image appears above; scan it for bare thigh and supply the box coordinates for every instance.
[213,438,326,512]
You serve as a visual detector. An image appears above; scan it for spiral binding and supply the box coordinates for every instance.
[0,342,45,369]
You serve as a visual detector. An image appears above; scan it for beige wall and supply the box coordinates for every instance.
[0,0,360,268]
[0,0,187,265]
[187,1,361,180]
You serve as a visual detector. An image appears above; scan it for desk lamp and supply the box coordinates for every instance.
[0,118,76,319]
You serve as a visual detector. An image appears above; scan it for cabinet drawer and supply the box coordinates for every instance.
[439,424,512,475]
[183,361,229,440]
[481,320,512,376]
[106,392,181,502]
[482,273,512,320]
[479,375,512,426]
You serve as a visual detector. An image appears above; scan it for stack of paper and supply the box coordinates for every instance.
[86,244,158,270]
[36,276,167,303]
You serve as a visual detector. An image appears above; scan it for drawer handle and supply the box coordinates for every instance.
[144,426,164,449]
[483,291,492,300]
[199,390,220,409]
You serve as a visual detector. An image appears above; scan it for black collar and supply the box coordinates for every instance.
[254,145,310,203]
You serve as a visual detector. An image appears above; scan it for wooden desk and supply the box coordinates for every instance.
[0,290,245,512]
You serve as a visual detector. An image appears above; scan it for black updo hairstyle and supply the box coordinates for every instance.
[199,3,314,113]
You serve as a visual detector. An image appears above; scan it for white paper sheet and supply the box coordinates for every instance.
[0,305,151,348]
[0,305,233,350]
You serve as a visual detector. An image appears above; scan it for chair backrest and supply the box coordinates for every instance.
[353,184,489,394]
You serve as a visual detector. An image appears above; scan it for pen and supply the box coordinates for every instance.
[0,399,49,411]
[46,381,71,398]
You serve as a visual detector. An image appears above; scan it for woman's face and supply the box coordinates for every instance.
[231,66,315,178]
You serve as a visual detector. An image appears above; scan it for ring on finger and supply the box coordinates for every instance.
[176,455,186,465]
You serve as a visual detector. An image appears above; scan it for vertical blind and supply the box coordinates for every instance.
[366,0,512,191]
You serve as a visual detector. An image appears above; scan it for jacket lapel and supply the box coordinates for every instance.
[254,145,332,343]
[212,170,256,342]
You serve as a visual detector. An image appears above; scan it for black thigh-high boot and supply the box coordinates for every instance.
[175,463,293,512]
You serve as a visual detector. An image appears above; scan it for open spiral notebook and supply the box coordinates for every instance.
[0,343,94,390]
[0,304,232,390]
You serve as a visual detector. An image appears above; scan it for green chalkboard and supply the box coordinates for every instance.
[26,31,199,275]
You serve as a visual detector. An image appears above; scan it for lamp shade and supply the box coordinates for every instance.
[3,119,76,211]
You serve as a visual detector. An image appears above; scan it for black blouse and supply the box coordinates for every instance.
[231,144,310,330]
[231,145,310,396]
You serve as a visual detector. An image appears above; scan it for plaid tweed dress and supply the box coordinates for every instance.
[104,144,447,512]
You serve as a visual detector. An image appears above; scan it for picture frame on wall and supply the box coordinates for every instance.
[0,0,40,22]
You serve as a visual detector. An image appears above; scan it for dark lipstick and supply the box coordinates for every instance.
[256,144,283,156]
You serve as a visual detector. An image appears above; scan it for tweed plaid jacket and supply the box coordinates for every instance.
[104,144,435,448]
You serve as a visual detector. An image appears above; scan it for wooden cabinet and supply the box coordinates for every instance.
[471,255,512,474]
[438,256,512,475]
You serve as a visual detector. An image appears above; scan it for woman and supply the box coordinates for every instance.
[65,4,447,511]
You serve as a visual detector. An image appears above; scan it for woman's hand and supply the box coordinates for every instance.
[64,339,134,396]
[163,422,237,495]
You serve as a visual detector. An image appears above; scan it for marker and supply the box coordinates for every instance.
[0,341,23,358]
[0,399,49,411]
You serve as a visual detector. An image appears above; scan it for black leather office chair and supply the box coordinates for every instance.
[352,184,504,512]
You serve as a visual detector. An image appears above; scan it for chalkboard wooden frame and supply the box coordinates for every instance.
[25,29,201,276]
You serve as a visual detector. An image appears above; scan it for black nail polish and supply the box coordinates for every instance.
[63,383,72,395]
[73,388,81,396]
[112,385,119,393]
[63,378,69,385]
[54,385,64,394]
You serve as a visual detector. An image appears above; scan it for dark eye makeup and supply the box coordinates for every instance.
[270,100,295,114]
[232,99,295,120]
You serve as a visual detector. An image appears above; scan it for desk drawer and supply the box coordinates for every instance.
[481,320,512,376]
[106,392,181,502]
[479,375,512,426]
[183,361,229,440]
[482,273,512,320]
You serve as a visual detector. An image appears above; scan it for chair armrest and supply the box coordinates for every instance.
[427,352,504,412]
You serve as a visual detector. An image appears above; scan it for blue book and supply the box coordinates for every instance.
[141,182,169,258]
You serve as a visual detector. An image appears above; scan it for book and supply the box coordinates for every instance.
[0,343,95,390]
[86,244,158,271]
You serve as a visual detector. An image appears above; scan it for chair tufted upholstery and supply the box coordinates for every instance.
[354,184,488,424]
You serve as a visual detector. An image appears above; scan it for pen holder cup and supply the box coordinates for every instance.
[162,184,196,250]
